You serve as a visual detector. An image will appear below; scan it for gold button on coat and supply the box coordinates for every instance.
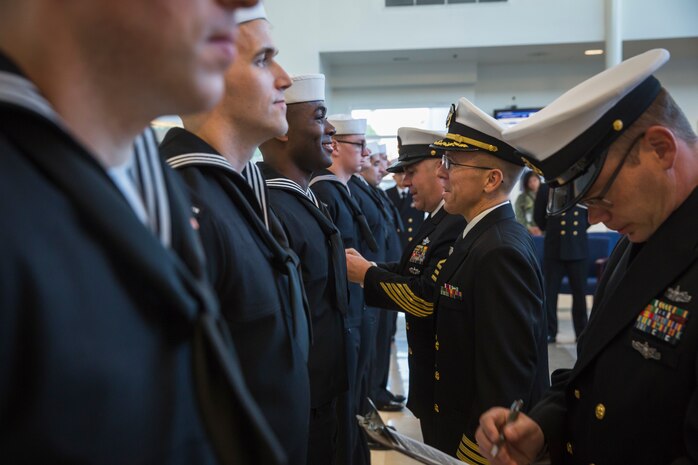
[435,341,440,351]
[434,404,440,413]
[406,322,410,330]
[561,221,567,226]
[561,230,567,236]
[574,389,581,399]
[573,231,579,236]
[408,218,413,223]
[574,221,579,226]
[435,371,440,381]
[408,227,413,232]
[574,211,579,216]
[595,404,606,420]
[408,347,413,355]
[408,237,413,241]
[566,442,573,455]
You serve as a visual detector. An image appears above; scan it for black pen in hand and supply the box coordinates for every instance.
[490,399,524,458]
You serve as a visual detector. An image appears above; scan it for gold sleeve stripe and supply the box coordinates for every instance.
[391,283,432,315]
[455,450,470,463]
[460,435,489,465]
[457,443,489,465]
[436,259,447,270]
[382,282,432,312]
[398,283,433,308]
[379,283,430,317]
[431,273,438,282]
[461,435,480,451]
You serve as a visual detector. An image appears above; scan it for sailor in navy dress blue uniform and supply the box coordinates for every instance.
[310,115,375,465]
[475,49,698,465]
[535,182,590,341]
[352,144,405,412]
[0,41,283,465]
[430,98,548,463]
[258,73,349,465]
[159,9,312,463]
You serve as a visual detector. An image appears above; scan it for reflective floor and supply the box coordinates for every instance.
[369,294,590,464]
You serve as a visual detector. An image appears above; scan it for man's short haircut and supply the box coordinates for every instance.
[615,88,697,164]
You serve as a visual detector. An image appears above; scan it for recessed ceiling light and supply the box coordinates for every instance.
[585,49,604,56]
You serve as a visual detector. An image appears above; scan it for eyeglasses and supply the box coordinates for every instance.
[441,154,494,172]
[580,133,644,208]
[335,139,366,152]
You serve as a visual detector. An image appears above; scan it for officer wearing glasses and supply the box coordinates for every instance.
[429,97,549,462]
[477,49,698,465]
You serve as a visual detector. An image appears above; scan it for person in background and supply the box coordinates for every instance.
[534,183,589,343]
[387,170,426,247]
[514,170,542,235]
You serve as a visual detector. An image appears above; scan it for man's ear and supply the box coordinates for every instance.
[645,125,677,170]
[483,169,504,193]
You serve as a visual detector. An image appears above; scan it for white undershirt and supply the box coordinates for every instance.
[108,157,148,226]
[462,200,510,239]
[430,199,445,218]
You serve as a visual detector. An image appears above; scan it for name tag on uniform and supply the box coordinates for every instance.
[440,283,462,301]
[634,298,690,346]
[410,244,428,264]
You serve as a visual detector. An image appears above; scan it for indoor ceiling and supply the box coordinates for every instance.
[320,36,698,67]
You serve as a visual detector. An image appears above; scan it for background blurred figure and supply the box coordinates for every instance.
[387,170,426,246]
[514,170,542,235]
[534,183,589,343]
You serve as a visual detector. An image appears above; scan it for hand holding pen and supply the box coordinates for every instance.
[490,399,523,457]
[475,401,545,465]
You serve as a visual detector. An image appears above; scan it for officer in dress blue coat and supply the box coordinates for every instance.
[310,115,374,465]
[258,74,349,465]
[161,7,312,464]
[0,1,283,463]
[387,172,425,247]
[430,98,548,462]
[346,127,466,444]
[477,49,698,465]
[534,183,590,342]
